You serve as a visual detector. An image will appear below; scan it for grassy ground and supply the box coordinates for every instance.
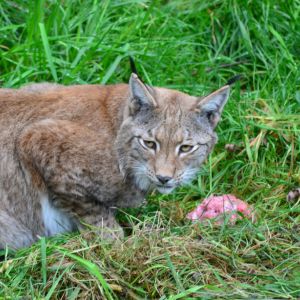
[0,0,300,298]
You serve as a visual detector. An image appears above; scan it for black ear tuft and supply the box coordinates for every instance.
[129,56,138,75]
[226,74,243,86]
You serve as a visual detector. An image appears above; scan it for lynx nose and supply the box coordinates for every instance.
[156,175,172,185]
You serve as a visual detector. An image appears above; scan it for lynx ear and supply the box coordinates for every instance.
[129,73,157,115]
[196,85,230,128]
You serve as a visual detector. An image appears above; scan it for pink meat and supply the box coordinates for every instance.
[186,194,253,224]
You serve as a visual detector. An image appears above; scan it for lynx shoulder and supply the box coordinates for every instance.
[0,75,230,249]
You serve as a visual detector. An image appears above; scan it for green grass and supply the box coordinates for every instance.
[0,0,300,298]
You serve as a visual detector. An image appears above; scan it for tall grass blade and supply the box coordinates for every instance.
[56,247,115,300]
[39,22,58,81]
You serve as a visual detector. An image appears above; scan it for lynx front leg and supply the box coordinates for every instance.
[48,197,124,240]
[17,119,124,240]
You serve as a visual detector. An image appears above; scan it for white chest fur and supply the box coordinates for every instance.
[41,194,76,236]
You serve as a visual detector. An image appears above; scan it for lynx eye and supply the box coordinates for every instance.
[139,138,157,151]
[144,140,156,149]
[177,144,200,156]
[179,145,194,153]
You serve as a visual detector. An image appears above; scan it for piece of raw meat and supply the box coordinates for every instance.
[186,194,254,224]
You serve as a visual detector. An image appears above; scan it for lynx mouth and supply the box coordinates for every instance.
[156,185,175,194]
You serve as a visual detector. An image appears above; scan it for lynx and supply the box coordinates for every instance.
[0,74,230,249]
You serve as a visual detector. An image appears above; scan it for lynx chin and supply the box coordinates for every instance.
[0,74,230,249]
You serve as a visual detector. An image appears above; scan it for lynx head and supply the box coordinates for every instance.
[116,74,230,194]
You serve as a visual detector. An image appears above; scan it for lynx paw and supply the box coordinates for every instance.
[79,218,124,242]
[97,224,124,241]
